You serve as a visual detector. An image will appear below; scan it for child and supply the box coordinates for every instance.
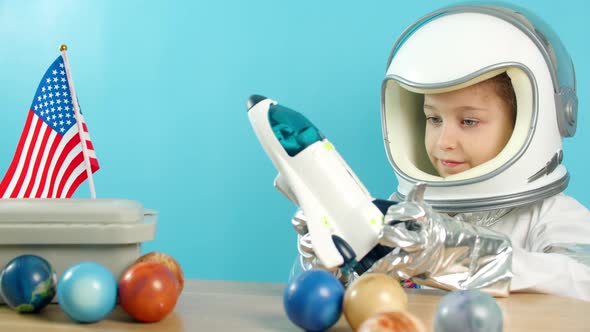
[293,4,590,301]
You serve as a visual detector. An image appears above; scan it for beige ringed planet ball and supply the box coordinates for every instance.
[344,273,409,331]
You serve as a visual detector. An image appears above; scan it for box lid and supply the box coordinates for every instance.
[0,199,145,223]
[0,199,157,244]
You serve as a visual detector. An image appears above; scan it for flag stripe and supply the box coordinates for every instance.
[42,127,77,198]
[48,130,80,198]
[23,121,53,198]
[0,111,35,197]
[35,131,62,198]
[66,167,89,198]
[0,111,37,198]
[30,128,58,198]
[57,152,85,197]
[11,116,44,197]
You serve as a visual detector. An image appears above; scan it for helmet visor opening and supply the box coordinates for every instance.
[382,67,534,185]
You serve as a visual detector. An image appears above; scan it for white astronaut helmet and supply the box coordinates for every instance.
[382,4,578,213]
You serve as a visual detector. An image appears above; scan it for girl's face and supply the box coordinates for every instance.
[423,81,515,177]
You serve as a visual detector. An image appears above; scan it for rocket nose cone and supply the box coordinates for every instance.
[247,95,268,112]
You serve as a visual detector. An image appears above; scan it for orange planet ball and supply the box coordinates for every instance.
[357,311,426,332]
[344,273,408,331]
[119,261,179,323]
[136,252,184,294]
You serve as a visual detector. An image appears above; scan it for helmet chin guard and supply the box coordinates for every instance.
[382,4,576,213]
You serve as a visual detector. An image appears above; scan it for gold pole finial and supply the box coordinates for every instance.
[59,44,68,51]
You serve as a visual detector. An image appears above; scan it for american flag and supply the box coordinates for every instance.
[0,55,99,198]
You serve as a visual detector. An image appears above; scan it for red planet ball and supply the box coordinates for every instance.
[135,251,184,295]
[118,261,179,322]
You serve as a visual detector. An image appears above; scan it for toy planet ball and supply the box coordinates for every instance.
[283,269,344,332]
[57,261,117,323]
[118,261,180,323]
[357,311,426,332]
[434,289,503,332]
[344,273,408,331]
[0,254,56,313]
[135,251,184,295]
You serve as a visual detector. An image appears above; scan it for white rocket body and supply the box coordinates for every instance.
[248,96,383,268]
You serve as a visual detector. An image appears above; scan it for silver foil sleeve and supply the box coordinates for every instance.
[368,183,513,297]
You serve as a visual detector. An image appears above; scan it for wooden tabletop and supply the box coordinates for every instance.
[0,279,589,331]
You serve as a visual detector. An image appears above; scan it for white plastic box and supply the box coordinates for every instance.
[0,199,156,304]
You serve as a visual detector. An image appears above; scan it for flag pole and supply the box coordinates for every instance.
[60,44,97,199]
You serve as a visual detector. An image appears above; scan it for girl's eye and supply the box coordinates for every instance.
[426,116,442,124]
[462,119,479,126]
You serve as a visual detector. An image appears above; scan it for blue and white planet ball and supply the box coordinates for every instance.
[0,254,57,313]
[57,261,117,323]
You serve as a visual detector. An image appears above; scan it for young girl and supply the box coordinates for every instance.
[293,4,590,301]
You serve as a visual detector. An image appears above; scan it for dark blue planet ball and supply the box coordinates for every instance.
[283,269,344,332]
[0,254,57,313]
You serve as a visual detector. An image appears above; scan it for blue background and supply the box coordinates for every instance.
[0,0,588,283]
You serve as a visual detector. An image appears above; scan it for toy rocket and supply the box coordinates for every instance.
[247,95,386,269]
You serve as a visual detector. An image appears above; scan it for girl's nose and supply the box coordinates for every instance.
[436,123,458,150]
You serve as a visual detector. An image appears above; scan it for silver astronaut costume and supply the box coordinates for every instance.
[294,4,590,300]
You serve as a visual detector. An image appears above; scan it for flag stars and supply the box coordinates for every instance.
[42,87,46,93]
[47,85,53,91]
[43,94,47,100]
[61,84,67,90]
[55,92,61,97]
[56,99,62,105]
[44,102,48,107]
[48,93,53,98]
[60,70,65,75]
[46,78,51,84]
[60,127,65,133]
[37,96,41,102]
[66,120,72,125]
[53,77,58,83]
[50,107,55,113]
[59,63,64,68]
[52,70,58,75]
[54,84,59,90]
[61,78,66,83]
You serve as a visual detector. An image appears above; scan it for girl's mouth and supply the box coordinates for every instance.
[440,160,464,168]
